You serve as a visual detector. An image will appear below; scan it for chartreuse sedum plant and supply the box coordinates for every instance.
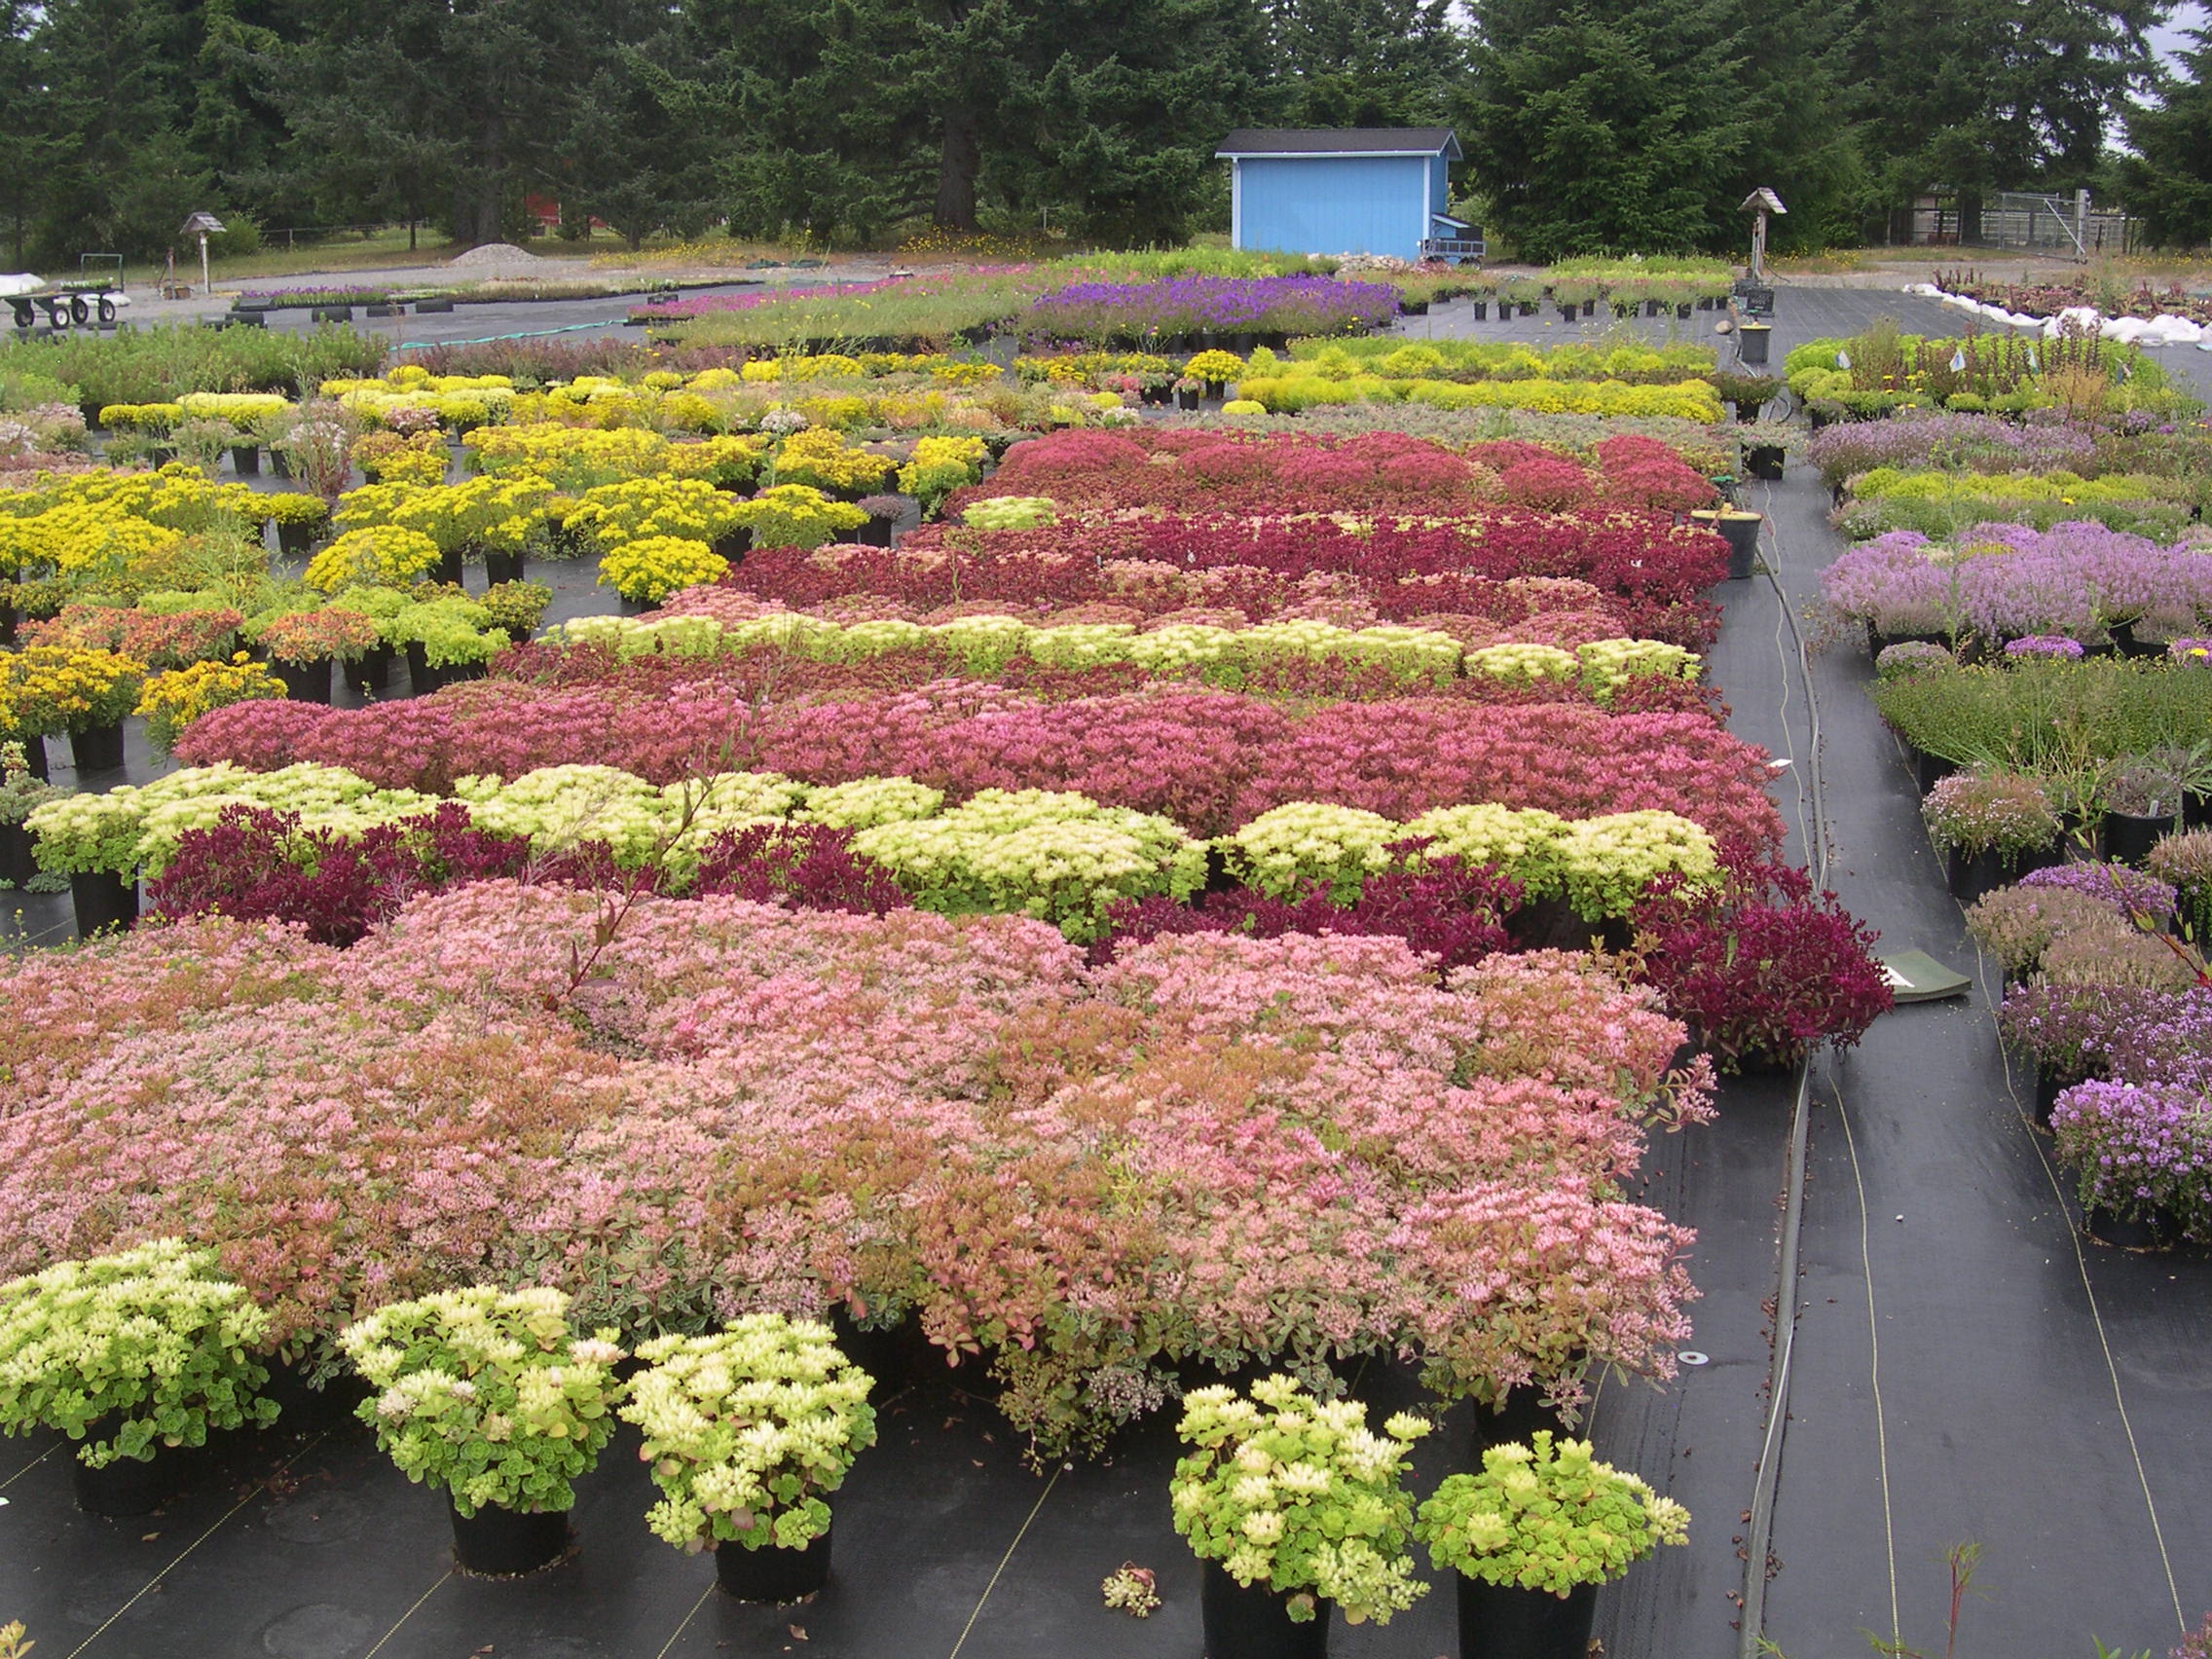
[1170,1375,1431,1626]
[850,787,1205,941]
[1416,1431,1687,1595]
[339,1286,625,1519]
[0,1238,277,1468]
[620,1315,875,1555]
[961,496,1057,531]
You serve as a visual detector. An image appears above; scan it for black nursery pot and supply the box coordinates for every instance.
[345,645,394,695]
[404,642,435,696]
[71,869,138,937]
[451,1504,571,1576]
[1746,444,1786,481]
[1912,748,1959,796]
[1456,1575,1598,1659]
[717,1526,833,1603]
[0,820,35,887]
[1469,301,1490,320]
[272,657,333,705]
[72,1442,198,1518]
[2102,810,2173,868]
[69,720,126,772]
[2032,1063,2080,1128]
[1944,845,2052,903]
[2083,1205,2172,1251]
[1199,1559,1332,1659]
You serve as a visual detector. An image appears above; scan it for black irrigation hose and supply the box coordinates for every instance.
[1736,466,1836,1659]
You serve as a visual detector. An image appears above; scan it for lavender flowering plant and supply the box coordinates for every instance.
[2018,860,2178,924]
[1023,276,1401,346]
[2049,1080,2212,1236]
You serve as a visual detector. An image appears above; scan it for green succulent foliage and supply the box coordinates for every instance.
[1415,1430,1689,1594]
[340,1286,626,1518]
[1169,1374,1431,1627]
[621,1315,876,1554]
[0,1238,277,1467]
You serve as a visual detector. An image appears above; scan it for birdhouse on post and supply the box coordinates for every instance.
[1740,189,1785,281]
[180,211,226,300]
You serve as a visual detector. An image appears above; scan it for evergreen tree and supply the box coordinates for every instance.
[2117,26,2212,246]
[1267,0,1466,128]
[1845,0,2165,220]
[1460,0,1765,259]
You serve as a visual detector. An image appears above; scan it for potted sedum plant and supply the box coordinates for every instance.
[621,1314,876,1604]
[1416,1432,1687,1659]
[0,1238,278,1516]
[340,1286,625,1576]
[1170,1375,1431,1659]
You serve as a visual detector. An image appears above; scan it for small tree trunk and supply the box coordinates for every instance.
[934,107,980,230]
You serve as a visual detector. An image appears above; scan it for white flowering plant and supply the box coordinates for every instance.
[339,1286,626,1517]
[621,1315,876,1554]
[0,1238,277,1467]
[1169,1375,1431,1626]
[1415,1432,1687,1595]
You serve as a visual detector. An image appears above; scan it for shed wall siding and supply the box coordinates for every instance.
[1233,156,1426,261]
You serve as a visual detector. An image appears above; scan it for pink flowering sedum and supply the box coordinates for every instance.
[0,894,1699,1456]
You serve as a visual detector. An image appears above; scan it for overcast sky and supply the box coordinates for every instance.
[2149,1,2205,62]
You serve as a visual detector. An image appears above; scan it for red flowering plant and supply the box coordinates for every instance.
[146,803,540,944]
[1625,854,1892,1072]
[688,822,911,915]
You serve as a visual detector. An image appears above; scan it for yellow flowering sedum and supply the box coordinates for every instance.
[598,535,729,605]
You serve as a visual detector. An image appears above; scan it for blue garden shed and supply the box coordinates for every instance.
[1216,129,1474,263]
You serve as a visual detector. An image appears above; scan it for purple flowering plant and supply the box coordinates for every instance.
[2049,1079,2212,1235]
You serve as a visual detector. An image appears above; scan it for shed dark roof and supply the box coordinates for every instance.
[1217,128,1460,160]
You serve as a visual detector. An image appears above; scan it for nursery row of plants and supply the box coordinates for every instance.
[1784,316,2195,424]
[1793,311,2212,1268]
[1930,268,2212,329]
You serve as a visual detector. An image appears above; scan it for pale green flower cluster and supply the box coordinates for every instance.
[1465,642,1580,686]
[1415,1431,1689,1594]
[1222,802,1405,901]
[1404,803,1716,916]
[27,761,437,878]
[1170,1375,1431,1626]
[620,1314,876,1554]
[796,776,945,830]
[1555,810,1720,918]
[0,1238,276,1468]
[453,765,805,870]
[1466,639,1699,703]
[541,609,1520,688]
[960,496,1058,530]
[340,1285,625,1518]
[1573,637,1697,695]
[851,787,1205,941]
